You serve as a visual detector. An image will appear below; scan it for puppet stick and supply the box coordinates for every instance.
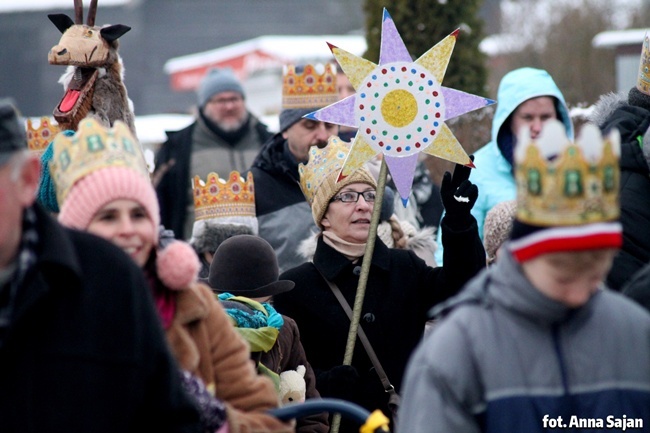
[330,157,388,433]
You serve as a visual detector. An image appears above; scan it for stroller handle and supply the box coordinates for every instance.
[268,398,390,433]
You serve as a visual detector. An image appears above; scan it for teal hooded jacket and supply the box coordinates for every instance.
[435,67,573,265]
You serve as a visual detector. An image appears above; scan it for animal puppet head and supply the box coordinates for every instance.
[48,0,130,68]
[47,0,132,132]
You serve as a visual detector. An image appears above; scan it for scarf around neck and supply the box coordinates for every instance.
[199,109,251,145]
[322,231,366,261]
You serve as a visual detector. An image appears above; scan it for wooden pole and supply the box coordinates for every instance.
[330,158,388,433]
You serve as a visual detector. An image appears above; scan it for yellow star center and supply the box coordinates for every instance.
[381,89,418,127]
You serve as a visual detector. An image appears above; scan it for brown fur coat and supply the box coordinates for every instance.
[167,282,292,433]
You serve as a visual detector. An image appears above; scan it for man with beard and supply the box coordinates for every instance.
[249,64,339,273]
[155,68,272,240]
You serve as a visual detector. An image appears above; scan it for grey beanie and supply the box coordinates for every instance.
[197,68,245,107]
[279,108,317,132]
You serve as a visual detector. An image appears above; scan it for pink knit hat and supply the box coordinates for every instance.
[58,165,160,240]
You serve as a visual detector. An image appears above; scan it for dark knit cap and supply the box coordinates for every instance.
[0,99,26,165]
[279,108,316,132]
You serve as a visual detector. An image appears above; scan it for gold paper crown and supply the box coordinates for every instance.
[282,63,339,109]
[192,171,255,222]
[27,117,60,156]
[299,136,355,205]
[637,34,650,95]
[299,136,376,226]
[514,120,621,227]
[50,118,148,204]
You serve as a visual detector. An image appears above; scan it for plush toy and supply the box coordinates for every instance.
[278,365,306,406]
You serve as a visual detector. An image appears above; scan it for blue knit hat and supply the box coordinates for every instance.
[197,68,244,107]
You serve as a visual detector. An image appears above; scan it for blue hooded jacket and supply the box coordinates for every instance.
[435,68,573,264]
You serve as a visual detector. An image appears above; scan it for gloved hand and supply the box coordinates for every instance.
[316,365,360,400]
[179,370,227,432]
[440,156,478,230]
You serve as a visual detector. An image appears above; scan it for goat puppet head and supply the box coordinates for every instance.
[47,0,131,130]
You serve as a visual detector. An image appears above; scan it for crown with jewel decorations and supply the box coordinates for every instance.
[637,34,650,96]
[191,171,257,233]
[510,120,623,261]
[282,63,339,109]
[299,136,376,226]
[26,117,60,156]
[49,118,148,204]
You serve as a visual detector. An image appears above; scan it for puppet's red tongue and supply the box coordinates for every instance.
[59,90,80,113]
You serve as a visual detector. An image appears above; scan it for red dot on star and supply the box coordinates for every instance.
[366,128,371,134]
[359,104,364,110]
[433,91,439,96]
[430,130,436,136]
[396,147,402,152]
[420,73,425,78]
[378,141,384,147]
[415,142,421,148]
[435,112,441,118]
[367,82,372,87]
[382,69,387,74]
[401,66,407,72]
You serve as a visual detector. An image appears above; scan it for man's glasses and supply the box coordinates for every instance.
[330,191,376,203]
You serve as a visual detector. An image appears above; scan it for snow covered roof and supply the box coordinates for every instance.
[0,0,129,13]
[164,35,367,75]
[479,33,528,56]
[593,28,650,48]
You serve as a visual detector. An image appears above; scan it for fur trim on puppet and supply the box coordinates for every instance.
[157,240,200,290]
[57,55,136,136]
[297,219,437,267]
[190,220,258,253]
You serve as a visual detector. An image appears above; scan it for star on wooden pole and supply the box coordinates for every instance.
[306,8,495,205]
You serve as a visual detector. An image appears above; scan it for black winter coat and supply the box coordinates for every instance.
[600,105,650,290]
[249,134,318,273]
[274,219,485,432]
[623,261,650,313]
[0,205,201,433]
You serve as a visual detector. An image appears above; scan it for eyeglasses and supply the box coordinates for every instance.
[330,191,376,203]
[209,95,243,105]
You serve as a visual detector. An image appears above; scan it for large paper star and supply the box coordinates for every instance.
[306,8,495,204]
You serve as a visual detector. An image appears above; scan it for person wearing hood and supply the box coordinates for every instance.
[588,36,650,291]
[249,64,339,273]
[399,121,650,433]
[435,67,573,264]
[154,68,272,240]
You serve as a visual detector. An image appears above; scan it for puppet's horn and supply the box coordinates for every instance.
[73,0,83,24]
[87,0,98,26]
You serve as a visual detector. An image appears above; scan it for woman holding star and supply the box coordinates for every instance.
[274,10,493,431]
[273,136,485,432]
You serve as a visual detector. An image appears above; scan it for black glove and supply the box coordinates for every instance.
[440,156,478,230]
[316,365,360,400]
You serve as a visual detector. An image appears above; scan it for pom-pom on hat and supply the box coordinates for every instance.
[197,68,244,108]
[299,136,377,228]
[50,118,159,239]
[509,120,623,262]
[484,200,516,265]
